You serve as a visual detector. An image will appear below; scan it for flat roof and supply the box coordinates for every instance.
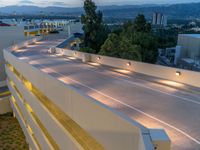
[179,34,200,38]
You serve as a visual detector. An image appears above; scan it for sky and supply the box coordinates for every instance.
[1,0,200,7]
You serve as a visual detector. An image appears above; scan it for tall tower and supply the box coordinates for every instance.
[152,12,167,27]
[152,13,157,25]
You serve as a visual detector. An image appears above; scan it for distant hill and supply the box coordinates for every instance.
[100,3,200,19]
[0,3,200,19]
[0,6,83,15]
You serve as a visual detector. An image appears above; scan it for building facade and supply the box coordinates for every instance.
[152,12,167,27]
[176,34,200,70]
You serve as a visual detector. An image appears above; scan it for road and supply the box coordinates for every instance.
[12,39,200,150]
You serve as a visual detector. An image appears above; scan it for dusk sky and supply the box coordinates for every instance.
[1,0,200,7]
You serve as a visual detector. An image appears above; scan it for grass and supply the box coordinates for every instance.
[0,113,29,150]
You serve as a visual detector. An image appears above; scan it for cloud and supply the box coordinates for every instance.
[52,2,66,6]
[1,0,200,7]
[19,0,34,4]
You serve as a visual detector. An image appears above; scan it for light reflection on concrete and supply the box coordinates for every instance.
[29,60,40,65]
[56,54,63,57]
[68,57,76,60]
[41,68,55,73]
[19,57,29,60]
[88,62,101,66]
[35,42,45,44]
[16,49,28,53]
[58,76,73,84]
[158,80,184,88]
[113,69,131,74]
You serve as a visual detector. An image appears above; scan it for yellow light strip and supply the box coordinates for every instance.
[31,86,104,150]
[9,78,59,150]
[8,79,23,100]
[0,91,11,97]
[7,63,105,150]
[25,102,60,150]
[11,96,41,150]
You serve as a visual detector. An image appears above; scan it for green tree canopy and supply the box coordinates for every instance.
[99,33,142,61]
[81,0,108,53]
[133,14,151,32]
[130,32,158,63]
[99,14,158,63]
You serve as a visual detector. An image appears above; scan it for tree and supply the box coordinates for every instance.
[131,32,158,63]
[99,33,142,61]
[133,14,151,32]
[81,0,108,53]
[120,14,158,63]
[99,33,120,57]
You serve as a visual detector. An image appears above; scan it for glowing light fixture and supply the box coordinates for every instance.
[175,71,181,76]
[127,62,131,66]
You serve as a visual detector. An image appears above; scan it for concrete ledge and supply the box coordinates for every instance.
[55,47,200,88]
[150,129,171,150]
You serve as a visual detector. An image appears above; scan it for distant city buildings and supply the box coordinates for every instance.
[23,20,83,37]
[152,12,167,27]
[23,20,70,36]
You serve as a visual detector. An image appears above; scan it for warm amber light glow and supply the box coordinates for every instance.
[127,62,131,66]
[41,68,54,73]
[159,80,184,88]
[12,45,18,51]
[29,60,40,65]
[114,69,131,74]
[25,103,33,113]
[27,125,34,135]
[35,41,45,44]
[68,57,76,60]
[19,57,29,60]
[56,53,63,56]
[88,62,101,66]
[175,71,181,76]
[11,96,16,102]
[17,49,28,53]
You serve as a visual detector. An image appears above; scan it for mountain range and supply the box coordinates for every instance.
[0,3,200,19]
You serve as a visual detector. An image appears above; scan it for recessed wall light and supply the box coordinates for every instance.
[127,62,131,66]
[175,71,181,76]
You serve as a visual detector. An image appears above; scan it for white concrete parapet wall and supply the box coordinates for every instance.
[2,41,163,150]
[3,38,172,150]
[4,37,43,53]
[55,47,200,88]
